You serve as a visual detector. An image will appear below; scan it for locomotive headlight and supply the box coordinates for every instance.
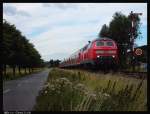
[112,55,115,58]
[97,55,100,58]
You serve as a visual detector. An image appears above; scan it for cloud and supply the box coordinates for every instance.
[30,24,96,60]
[18,10,30,17]
[3,5,17,16]
[3,3,147,61]
[42,3,78,10]
[44,52,70,61]
[3,5,30,17]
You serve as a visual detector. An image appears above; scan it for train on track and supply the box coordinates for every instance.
[59,37,119,71]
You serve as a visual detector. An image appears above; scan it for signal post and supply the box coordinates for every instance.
[129,11,142,72]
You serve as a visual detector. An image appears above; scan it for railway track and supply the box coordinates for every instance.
[119,71,147,79]
[80,69,147,79]
[63,68,147,79]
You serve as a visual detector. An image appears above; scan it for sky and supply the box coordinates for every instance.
[3,3,147,61]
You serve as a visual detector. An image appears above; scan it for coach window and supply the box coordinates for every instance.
[106,41,114,46]
[96,41,104,46]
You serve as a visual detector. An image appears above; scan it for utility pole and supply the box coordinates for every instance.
[129,11,142,72]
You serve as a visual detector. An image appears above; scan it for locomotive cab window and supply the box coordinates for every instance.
[106,41,114,46]
[96,41,104,46]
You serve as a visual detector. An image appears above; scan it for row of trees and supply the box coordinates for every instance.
[98,12,141,69]
[49,59,61,67]
[0,20,44,77]
[43,59,61,68]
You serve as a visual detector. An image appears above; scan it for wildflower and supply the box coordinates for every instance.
[75,83,86,90]
[57,77,70,83]
[65,80,72,86]
[98,92,103,96]
[44,83,50,88]
[103,93,110,97]
[102,93,111,100]
[45,90,48,94]
[56,77,71,85]
[73,83,89,96]
[49,84,55,91]
[89,93,97,100]
[84,91,90,96]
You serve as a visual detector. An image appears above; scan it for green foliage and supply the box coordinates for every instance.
[99,24,109,38]
[49,59,61,67]
[2,20,44,77]
[109,12,132,68]
[98,12,141,69]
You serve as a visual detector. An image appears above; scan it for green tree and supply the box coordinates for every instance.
[2,20,44,77]
[108,12,141,69]
[2,20,17,76]
[99,24,110,38]
[49,59,54,67]
[49,59,61,67]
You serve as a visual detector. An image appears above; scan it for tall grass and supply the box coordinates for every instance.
[34,68,147,111]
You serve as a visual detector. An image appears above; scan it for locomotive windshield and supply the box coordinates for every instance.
[106,41,114,46]
[96,41,114,46]
[96,41,104,46]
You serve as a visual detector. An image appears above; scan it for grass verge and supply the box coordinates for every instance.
[34,68,147,111]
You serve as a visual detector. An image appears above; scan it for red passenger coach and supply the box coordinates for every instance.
[59,37,119,70]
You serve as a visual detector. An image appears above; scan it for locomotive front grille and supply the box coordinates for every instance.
[95,56,116,65]
[96,50,116,54]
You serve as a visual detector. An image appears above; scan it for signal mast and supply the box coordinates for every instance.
[129,11,142,71]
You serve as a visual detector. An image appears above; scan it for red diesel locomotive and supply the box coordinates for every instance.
[59,38,119,70]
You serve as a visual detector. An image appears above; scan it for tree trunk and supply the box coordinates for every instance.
[18,66,21,75]
[4,64,7,76]
[13,65,16,77]
[25,68,27,74]
[0,64,3,77]
[29,68,30,73]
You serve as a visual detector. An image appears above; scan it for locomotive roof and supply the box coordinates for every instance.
[93,37,113,42]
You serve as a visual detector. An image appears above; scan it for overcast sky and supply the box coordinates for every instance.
[3,3,147,61]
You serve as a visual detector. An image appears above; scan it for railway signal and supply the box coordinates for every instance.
[135,48,143,56]
[129,11,142,71]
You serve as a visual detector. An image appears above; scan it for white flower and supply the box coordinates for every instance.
[44,83,50,88]
[89,93,97,100]
[45,90,48,94]
[103,93,110,97]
